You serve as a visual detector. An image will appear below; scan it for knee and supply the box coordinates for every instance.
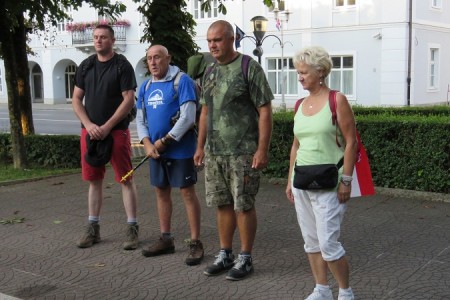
[180,186,198,202]
[319,240,345,261]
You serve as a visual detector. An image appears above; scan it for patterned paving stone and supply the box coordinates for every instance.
[0,168,449,299]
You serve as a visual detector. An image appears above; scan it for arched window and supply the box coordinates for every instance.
[32,64,43,102]
[65,64,77,99]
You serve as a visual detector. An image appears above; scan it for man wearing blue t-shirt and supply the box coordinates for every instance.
[136,45,204,266]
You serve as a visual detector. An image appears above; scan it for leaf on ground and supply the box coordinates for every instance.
[93,263,106,268]
[0,217,25,225]
[53,220,62,224]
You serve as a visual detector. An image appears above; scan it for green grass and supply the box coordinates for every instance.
[0,165,80,183]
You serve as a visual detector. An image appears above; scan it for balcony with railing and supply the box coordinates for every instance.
[68,21,130,53]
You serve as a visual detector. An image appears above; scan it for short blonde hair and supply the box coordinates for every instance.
[293,46,333,78]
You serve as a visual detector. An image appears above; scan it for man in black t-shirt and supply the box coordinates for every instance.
[72,24,139,251]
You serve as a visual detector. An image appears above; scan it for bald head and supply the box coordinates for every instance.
[208,20,234,39]
[207,20,237,64]
[146,44,171,80]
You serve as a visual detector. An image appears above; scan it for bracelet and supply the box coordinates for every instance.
[341,175,353,182]
[160,135,174,146]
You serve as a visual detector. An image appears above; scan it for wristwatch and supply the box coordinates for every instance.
[340,175,353,186]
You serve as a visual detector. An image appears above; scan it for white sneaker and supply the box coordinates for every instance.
[305,287,333,300]
[338,288,354,300]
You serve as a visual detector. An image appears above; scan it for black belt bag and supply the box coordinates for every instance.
[293,158,344,190]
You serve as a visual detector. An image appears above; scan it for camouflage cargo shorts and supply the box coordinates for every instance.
[205,154,260,211]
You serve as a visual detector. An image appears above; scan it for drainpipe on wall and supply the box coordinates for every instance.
[406,0,412,106]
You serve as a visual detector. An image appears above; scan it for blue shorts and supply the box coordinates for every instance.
[150,157,197,188]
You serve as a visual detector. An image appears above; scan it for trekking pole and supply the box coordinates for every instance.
[120,156,149,183]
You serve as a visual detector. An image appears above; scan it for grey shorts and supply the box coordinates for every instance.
[205,154,260,211]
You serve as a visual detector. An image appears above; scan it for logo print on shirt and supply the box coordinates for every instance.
[147,89,164,109]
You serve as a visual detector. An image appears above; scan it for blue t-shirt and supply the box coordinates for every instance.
[137,73,197,159]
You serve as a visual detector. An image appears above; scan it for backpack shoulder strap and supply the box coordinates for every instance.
[329,90,338,125]
[144,78,152,92]
[115,53,128,75]
[81,54,97,77]
[328,90,341,147]
[203,62,216,81]
[294,98,305,113]
[173,71,183,93]
[241,54,251,84]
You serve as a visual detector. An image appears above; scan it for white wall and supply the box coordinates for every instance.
[1,0,450,107]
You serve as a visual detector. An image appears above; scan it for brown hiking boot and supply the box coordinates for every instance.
[123,224,139,250]
[185,239,204,266]
[77,223,100,248]
[142,236,175,257]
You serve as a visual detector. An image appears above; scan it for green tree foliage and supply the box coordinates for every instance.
[0,0,125,169]
[135,0,275,71]
[136,0,199,72]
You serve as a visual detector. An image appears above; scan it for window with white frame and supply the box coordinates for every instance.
[431,0,442,9]
[335,0,356,7]
[267,57,298,96]
[0,67,3,93]
[57,5,72,32]
[429,47,439,89]
[194,0,218,19]
[269,0,286,12]
[328,56,354,97]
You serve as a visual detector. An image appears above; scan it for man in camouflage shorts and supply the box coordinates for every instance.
[194,20,273,281]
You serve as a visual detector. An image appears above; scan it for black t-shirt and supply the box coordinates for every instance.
[74,54,137,130]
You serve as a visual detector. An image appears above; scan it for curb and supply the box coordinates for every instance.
[263,177,450,203]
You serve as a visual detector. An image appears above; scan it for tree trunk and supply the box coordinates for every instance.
[13,13,35,135]
[0,14,28,168]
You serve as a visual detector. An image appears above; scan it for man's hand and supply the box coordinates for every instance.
[194,148,205,169]
[86,123,104,140]
[252,149,269,170]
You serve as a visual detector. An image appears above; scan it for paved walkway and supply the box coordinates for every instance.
[0,165,449,299]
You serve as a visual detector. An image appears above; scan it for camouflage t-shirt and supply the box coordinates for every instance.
[201,54,273,155]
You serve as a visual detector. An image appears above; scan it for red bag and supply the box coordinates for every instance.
[294,91,375,197]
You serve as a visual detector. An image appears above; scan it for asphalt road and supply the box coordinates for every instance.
[0,103,140,143]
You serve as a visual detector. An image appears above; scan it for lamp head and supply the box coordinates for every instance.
[250,16,268,42]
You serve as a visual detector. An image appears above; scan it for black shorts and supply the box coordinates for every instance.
[150,157,197,188]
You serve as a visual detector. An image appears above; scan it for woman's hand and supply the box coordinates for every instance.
[337,183,351,203]
[286,184,294,204]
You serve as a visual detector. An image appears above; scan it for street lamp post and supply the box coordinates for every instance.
[273,8,291,111]
[240,14,291,111]
[241,16,281,65]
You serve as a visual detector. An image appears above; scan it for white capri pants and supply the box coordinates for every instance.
[292,185,347,261]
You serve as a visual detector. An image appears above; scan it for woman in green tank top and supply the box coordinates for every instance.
[286,46,358,300]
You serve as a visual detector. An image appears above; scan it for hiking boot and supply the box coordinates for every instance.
[185,239,204,266]
[77,223,100,248]
[203,250,235,276]
[226,254,253,281]
[123,224,139,250]
[142,236,175,257]
[305,287,333,300]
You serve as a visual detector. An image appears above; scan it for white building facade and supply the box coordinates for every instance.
[0,0,449,108]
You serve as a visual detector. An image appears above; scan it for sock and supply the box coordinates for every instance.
[240,251,252,258]
[88,216,99,224]
[339,287,353,295]
[162,232,172,240]
[316,284,330,292]
[220,248,232,255]
[127,218,137,225]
